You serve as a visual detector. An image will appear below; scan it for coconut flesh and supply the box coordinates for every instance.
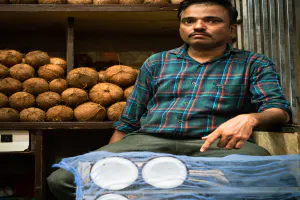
[67,67,99,89]
[107,101,126,121]
[0,50,23,67]
[0,108,19,122]
[89,83,124,107]
[49,57,67,69]
[23,78,49,95]
[0,77,22,95]
[61,88,89,107]
[20,107,46,122]
[0,64,9,79]
[9,64,35,81]
[49,78,68,93]
[46,105,74,122]
[24,50,50,69]
[74,102,106,121]
[9,92,35,110]
[106,65,138,87]
[0,93,8,108]
[36,91,62,110]
[38,64,65,81]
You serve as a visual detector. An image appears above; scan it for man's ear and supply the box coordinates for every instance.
[230,24,237,38]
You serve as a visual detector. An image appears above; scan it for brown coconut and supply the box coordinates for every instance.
[98,71,107,82]
[106,65,138,87]
[67,0,91,3]
[24,50,50,69]
[61,88,89,107]
[0,77,22,95]
[20,107,46,122]
[49,78,68,93]
[107,101,126,121]
[119,0,143,3]
[38,0,66,3]
[0,50,23,67]
[170,0,182,3]
[67,67,99,89]
[89,83,123,107]
[9,92,35,110]
[93,0,118,4]
[23,78,49,95]
[0,108,19,122]
[9,64,35,81]
[0,93,8,108]
[74,102,106,121]
[38,64,65,81]
[144,0,169,3]
[50,57,67,69]
[124,85,134,99]
[46,105,74,121]
[0,64,9,79]
[36,92,62,110]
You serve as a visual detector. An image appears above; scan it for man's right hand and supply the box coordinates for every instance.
[109,130,126,144]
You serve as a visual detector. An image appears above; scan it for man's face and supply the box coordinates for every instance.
[179,3,236,49]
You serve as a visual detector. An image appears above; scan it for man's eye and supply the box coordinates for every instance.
[208,20,220,24]
[183,19,193,24]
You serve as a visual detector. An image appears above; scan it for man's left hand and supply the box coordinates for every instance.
[200,114,258,152]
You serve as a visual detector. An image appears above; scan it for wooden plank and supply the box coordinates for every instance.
[0,122,115,129]
[34,130,44,200]
[66,17,74,73]
[0,4,179,12]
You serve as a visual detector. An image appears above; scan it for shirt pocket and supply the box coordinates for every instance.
[213,84,246,112]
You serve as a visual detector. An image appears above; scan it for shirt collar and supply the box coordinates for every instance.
[170,43,240,60]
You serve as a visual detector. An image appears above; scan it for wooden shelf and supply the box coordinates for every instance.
[0,121,115,130]
[0,4,179,35]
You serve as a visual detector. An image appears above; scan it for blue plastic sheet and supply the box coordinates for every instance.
[53,151,300,200]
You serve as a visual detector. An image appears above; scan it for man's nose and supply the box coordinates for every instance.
[194,20,206,30]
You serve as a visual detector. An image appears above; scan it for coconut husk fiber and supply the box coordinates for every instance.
[23,78,49,95]
[38,64,65,81]
[0,93,9,108]
[105,65,138,87]
[46,105,74,122]
[20,107,46,122]
[0,50,23,67]
[74,102,106,121]
[107,101,126,121]
[93,0,118,4]
[144,0,169,3]
[0,64,9,79]
[0,108,19,122]
[0,77,22,95]
[36,92,62,110]
[61,88,89,107]
[119,0,143,4]
[24,50,50,69]
[9,92,35,111]
[89,82,123,107]
[67,67,99,89]
[9,0,36,3]
[49,78,68,94]
[50,57,67,69]
[9,64,35,82]
[38,0,66,3]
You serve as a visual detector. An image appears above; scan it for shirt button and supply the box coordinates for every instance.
[184,102,189,105]
[192,82,196,85]
[178,120,183,123]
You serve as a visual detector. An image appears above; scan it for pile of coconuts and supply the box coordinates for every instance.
[0,49,139,122]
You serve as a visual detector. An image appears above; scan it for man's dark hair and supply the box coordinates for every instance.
[178,0,238,25]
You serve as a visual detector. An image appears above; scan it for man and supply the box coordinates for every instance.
[47,0,291,199]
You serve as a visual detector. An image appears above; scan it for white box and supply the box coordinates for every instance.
[0,130,29,152]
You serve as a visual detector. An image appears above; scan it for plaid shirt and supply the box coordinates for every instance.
[114,44,291,137]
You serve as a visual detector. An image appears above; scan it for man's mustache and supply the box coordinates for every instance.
[188,31,211,38]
